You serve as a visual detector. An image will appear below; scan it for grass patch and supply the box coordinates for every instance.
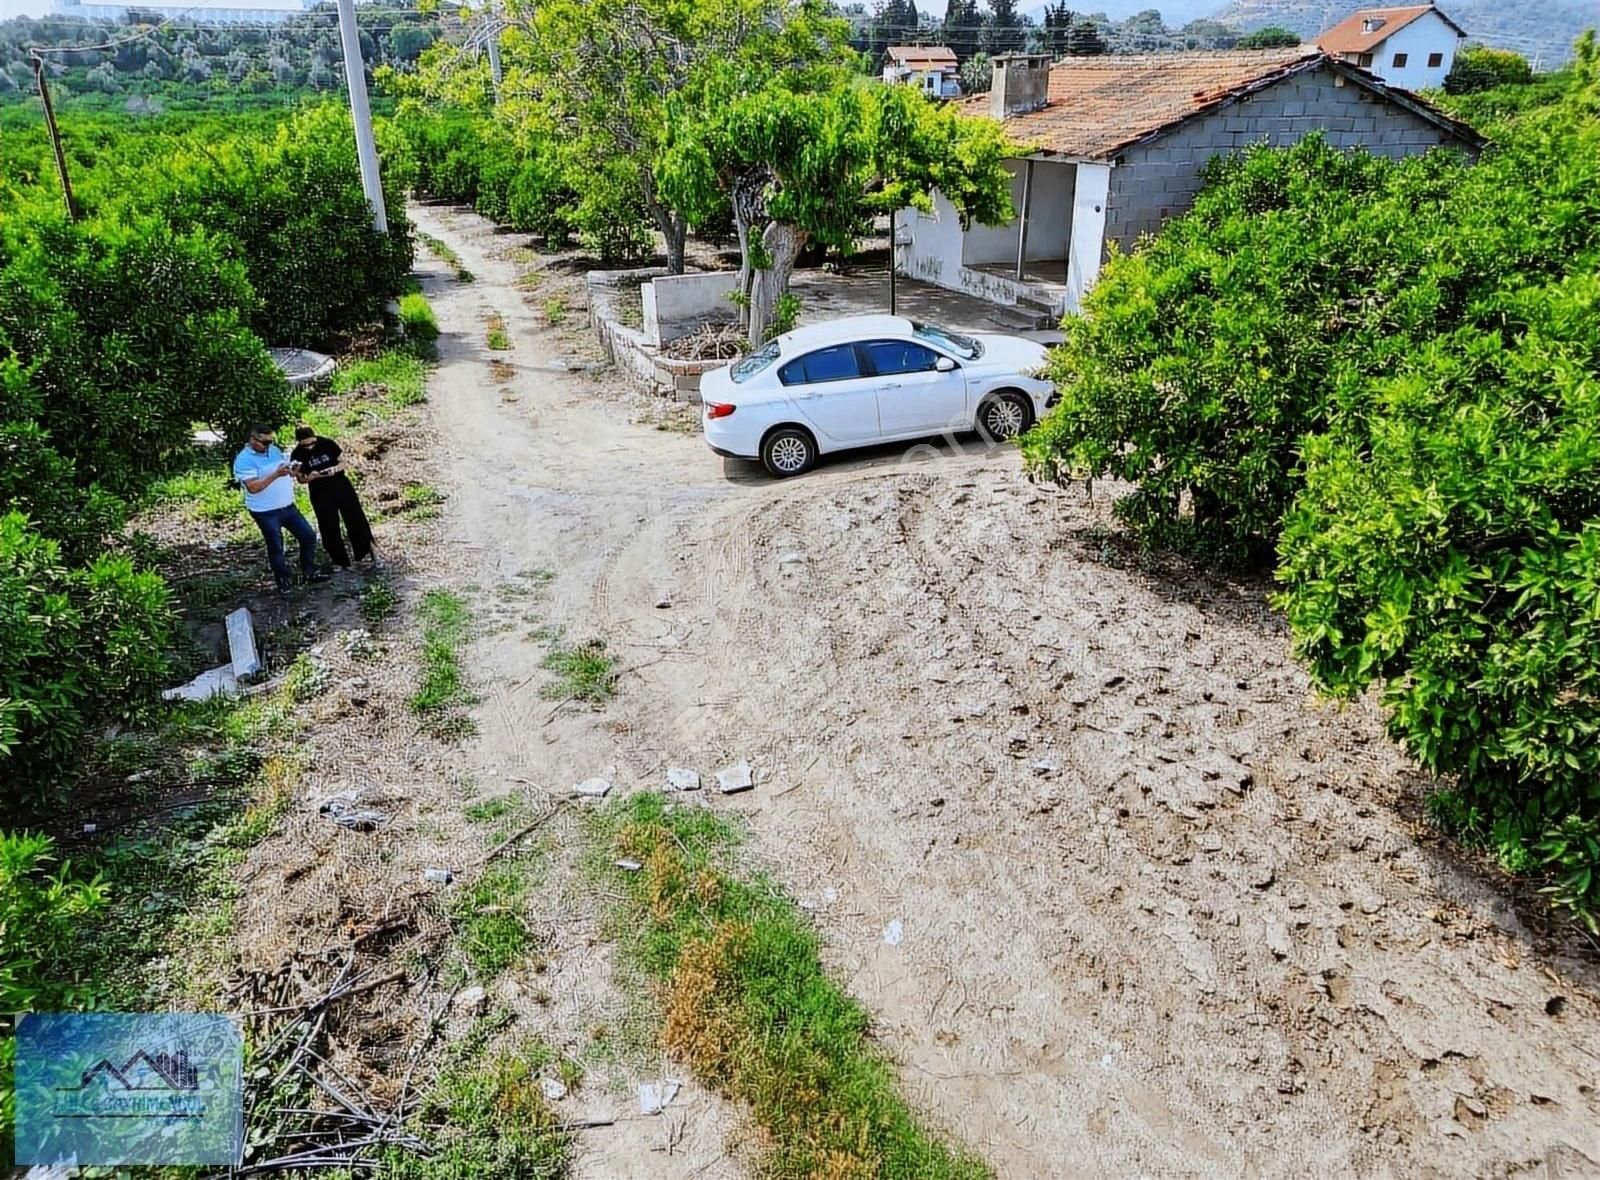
[332,349,429,410]
[543,297,567,326]
[383,1038,569,1179]
[539,638,617,706]
[144,452,250,526]
[400,291,440,356]
[450,863,536,979]
[51,689,308,1011]
[464,796,517,824]
[418,231,475,283]
[486,312,512,351]
[595,793,990,1180]
[398,483,446,521]
[411,589,476,736]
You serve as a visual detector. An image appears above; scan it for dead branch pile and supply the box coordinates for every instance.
[220,908,442,1175]
[662,322,747,361]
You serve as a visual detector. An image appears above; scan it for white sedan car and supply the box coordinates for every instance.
[700,314,1056,477]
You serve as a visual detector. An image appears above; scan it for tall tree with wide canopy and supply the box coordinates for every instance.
[414,0,853,274]
[658,73,1014,343]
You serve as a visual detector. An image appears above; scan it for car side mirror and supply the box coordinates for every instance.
[935,356,957,372]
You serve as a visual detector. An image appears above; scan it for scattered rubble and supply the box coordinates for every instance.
[638,1078,681,1115]
[666,766,702,791]
[715,762,754,794]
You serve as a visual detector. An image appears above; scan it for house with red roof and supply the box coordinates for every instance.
[1318,5,1467,90]
[884,45,962,99]
[898,48,1481,323]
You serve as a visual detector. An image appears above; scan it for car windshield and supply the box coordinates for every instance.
[730,340,781,384]
[912,321,983,360]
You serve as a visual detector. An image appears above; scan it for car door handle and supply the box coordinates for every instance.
[880,381,904,390]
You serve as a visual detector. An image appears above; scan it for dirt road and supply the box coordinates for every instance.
[409,202,1600,1180]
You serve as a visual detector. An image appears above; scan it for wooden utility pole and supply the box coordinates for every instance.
[31,52,77,222]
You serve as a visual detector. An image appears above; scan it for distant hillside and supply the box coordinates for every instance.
[1210,0,1593,64]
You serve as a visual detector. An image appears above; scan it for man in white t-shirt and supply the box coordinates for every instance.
[233,423,328,596]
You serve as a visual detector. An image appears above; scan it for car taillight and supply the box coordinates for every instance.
[705,402,736,419]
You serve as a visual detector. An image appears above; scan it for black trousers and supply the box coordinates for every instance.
[309,479,373,567]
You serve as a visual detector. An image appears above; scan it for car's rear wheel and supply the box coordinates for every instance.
[761,426,817,478]
[976,391,1033,443]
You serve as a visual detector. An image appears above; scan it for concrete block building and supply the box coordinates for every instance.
[898,47,1482,320]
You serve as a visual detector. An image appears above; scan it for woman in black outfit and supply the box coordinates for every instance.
[290,425,376,570]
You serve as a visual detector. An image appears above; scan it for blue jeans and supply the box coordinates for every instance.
[251,504,318,586]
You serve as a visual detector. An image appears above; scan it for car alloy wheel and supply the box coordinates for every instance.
[762,428,816,478]
[980,394,1029,441]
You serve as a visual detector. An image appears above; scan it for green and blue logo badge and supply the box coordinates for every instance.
[13,1013,243,1166]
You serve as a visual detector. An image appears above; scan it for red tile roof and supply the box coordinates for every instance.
[1318,5,1465,56]
[958,47,1482,159]
[887,45,958,67]
[959,47,1320,159]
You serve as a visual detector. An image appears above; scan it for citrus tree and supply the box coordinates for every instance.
[657,75,1014,343]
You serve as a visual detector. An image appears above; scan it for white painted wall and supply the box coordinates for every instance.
[642,270,739,346]
[1368,10,1461,89]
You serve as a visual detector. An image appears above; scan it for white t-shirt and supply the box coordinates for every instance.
[233,444,296,512]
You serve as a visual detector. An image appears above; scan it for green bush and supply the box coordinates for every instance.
[1444,45,1535,95]
[0,831,108,1012]
[0,512,173,802]
[150,105,415,347]
[393,110,577,248]
[1026,67,1600,923]
[1022,135,1426,560]
[0,209,290,489]
[0,830,111,1138]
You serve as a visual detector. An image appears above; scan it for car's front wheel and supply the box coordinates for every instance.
[761,426,817,478]
[976,391,1034,443]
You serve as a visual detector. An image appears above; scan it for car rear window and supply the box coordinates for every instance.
[730,340,780,384]
[779,344,861,385]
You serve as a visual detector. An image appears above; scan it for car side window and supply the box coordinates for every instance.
[779,344,861,386]
[860,340,942,377]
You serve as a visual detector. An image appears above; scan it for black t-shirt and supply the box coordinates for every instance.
[289,438,349,498]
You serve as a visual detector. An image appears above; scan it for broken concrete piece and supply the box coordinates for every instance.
[455,986,486,1013]
[1030,755,1060,777]
[882,918,905,946]
[715,762,754,793]
[574,776,612,798]
[615,858,642,872]
[540,1077,568,1102]
[666,766,702,791]
[654,595,672,609]
[638,1079,681,1115]
[422,868,455,884]
[226,607,262,681]
[161,664,240,703]
[778,552,805,566]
